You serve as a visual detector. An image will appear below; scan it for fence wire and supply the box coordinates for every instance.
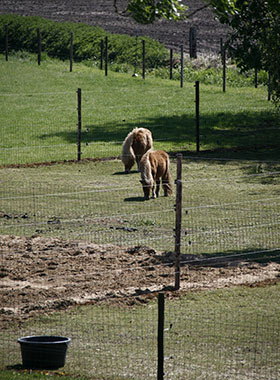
[1,86,280,379]
[1,294,280,380]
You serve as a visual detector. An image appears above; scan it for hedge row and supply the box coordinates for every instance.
[0,14,168,68]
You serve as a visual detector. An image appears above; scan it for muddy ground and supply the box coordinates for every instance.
[1,234,280,328]
[0,0,230,54]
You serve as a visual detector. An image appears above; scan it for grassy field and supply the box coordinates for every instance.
[1,53,280,380]
[1,157,280,257]
[0,53,279,166]
[1,283,280,380]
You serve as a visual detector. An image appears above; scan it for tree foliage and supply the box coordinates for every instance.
[214,0,280,108]
[114,0,238,24]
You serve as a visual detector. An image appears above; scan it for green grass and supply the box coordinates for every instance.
[0,53,279,166]
[0,371,90,380]
[1,284,280,379]
[0,157,279,256]
[1,52,280,380]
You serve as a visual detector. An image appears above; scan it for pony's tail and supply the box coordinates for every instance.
[162,157,173,196]
[121,130,136,172]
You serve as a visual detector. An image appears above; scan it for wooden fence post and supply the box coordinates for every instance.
[189,27,197,59]
[77,88,82,161]
[195,81,200,153]
[157,293,165,380]
[37,28,41,66]
[142,39,145,80]
[180,45,184,88]
[70,32,73,72]
[5,24,8,61]
[175,153,182,290]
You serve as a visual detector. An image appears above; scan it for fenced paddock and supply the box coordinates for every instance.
[1,156,280,379]
[1,57,280,379]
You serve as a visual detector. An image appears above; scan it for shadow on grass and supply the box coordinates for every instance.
[113,170,139,175]
[38,110,280,161]
[177,248,280,267]
[124,196,146,202]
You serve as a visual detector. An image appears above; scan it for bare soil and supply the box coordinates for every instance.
[0,0,230,54]
[1,235,280,328]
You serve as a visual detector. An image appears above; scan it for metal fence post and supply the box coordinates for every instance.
[5,24,8,61]
[180,45,184,88]
[169,48,173,80]
[268,72,271,101]
[220,38,226,92]
[142,39,145,80]
[195,81,200,153]
[70,32,73,72]
[100,39,104,70]
[77,88,82,161]
[105,36,108,76]
[175,153,182,290]
[254,68,258,88]
[37,28,41,66]
[157,293,165,380]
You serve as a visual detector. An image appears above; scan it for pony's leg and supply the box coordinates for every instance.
[136,156,141,172]
[151,184,156,199]
[162,180,169,196]
[155,180,160,198]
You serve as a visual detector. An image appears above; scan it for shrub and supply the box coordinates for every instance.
[0,14,168,68]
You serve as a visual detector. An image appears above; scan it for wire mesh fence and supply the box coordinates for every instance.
[1,75,280,379]
[1,292,280,380]
[1,155,280,379]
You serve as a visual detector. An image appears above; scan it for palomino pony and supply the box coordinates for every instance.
[121,127,153,173]
[139,149,172,200]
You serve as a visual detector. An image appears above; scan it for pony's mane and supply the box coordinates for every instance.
[122,127,153,168]
[140,149,154,185]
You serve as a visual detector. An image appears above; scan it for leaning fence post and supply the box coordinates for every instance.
[70,32,73,72]
[157,293,165,380]
[77,88,82,161]
[175,153,182,290]
[5,24,8,61]
[37,28,41,66]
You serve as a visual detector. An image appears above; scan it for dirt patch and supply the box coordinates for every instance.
[1,235,280,327]
[0,0,230,54]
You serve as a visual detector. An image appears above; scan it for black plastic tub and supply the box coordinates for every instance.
[18,335,71,369]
